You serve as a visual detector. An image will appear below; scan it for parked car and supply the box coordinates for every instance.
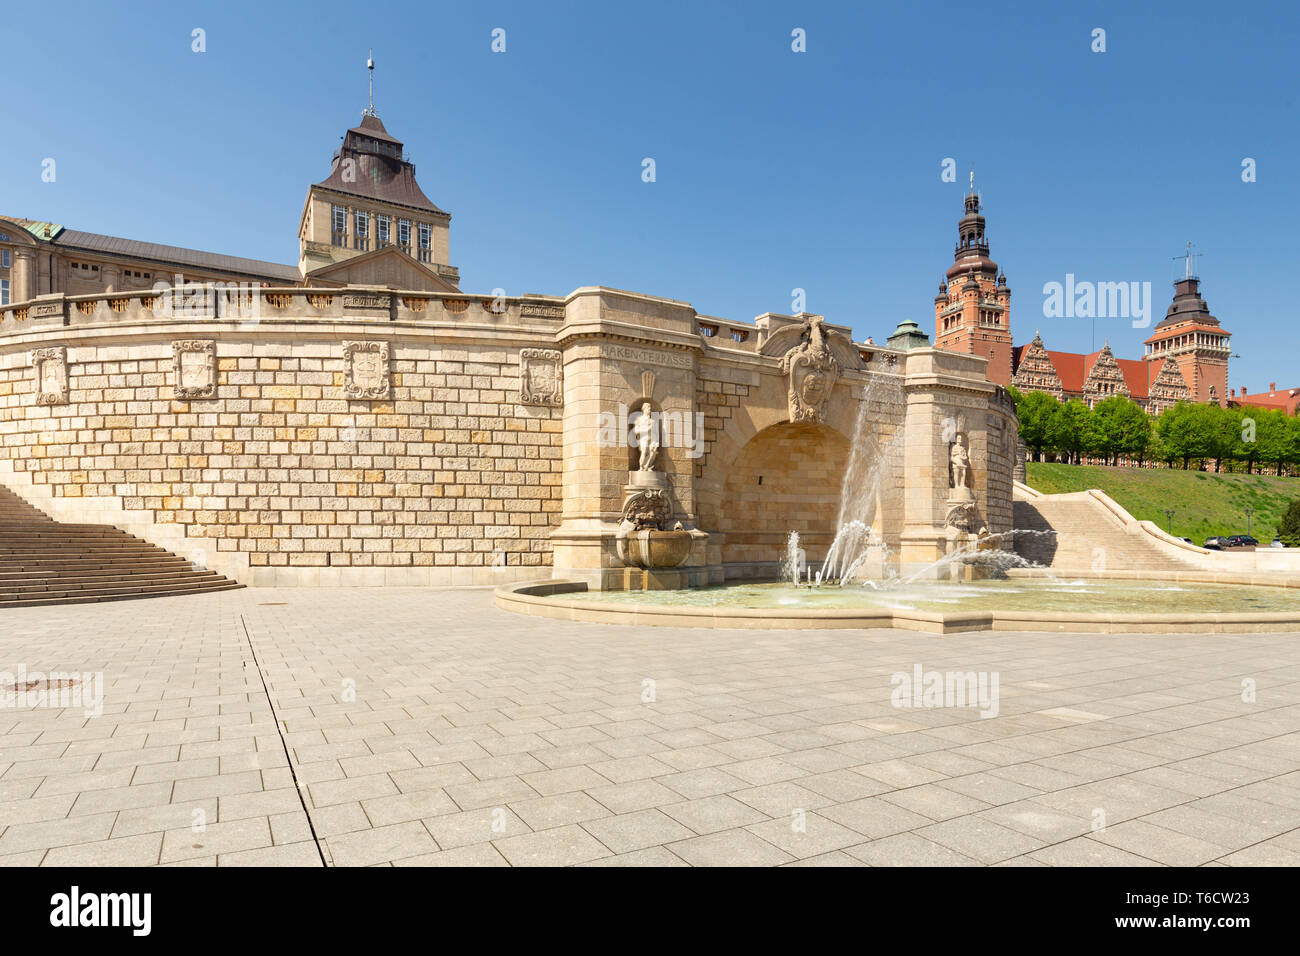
[1271,537,1285,548]
[1179,537,1194,545]
[1225,534,1260,550]
[1203,536,1226,550]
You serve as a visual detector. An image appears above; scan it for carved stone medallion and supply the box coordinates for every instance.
[343,341,390,400]
[520,348,563,406]
[30,347,68,406]
[780,315,839,423]
[173,340,216,399]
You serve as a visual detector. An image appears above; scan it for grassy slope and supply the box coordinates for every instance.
[1024,463,1300,542]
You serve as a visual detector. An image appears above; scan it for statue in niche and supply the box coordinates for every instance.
[633,402,660,472]
[950,433,970,490]
[781,315,839,423]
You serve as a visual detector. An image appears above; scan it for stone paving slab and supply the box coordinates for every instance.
[1,587,1299,866]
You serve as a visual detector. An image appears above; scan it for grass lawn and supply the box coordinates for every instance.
[1024,462,1300,543]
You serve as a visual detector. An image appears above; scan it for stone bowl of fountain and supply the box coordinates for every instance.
[616,486,692,569]
[618,528,693,569]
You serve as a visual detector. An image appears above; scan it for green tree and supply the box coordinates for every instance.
[1276,498,1300,547]
[1205,403,1239,473]
[1051,399,1092,465]
[1016,390,1059,461]
[1157,402,1216,469]
[1086,395,1152,466]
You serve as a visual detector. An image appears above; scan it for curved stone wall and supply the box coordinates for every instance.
[1,285,1018,588]
[0,289,567,586]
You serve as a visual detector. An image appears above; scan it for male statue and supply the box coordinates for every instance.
[950,434,969,490]
[634,402,660,472]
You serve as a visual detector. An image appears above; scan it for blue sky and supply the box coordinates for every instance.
[5,0,1297,389]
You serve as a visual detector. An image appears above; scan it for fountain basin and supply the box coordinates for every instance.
[616,529,692,569]
[497,570,1300,634]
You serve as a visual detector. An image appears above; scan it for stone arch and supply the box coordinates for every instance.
[696,368,861,532]
[713,420,851,576]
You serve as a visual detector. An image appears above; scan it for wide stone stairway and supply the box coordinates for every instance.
[0,485,242,608]
[1012,488,1201,572]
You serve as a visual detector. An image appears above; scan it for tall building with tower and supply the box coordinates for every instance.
[932,177,1014,386]
[932,183,1223,412]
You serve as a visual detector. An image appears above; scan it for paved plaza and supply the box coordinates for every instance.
[1,588,1299,867]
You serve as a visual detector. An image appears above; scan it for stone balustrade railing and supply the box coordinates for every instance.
[0,287,569,335]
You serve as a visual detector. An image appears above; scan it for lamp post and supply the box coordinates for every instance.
[1244,506,1254,537]
[1164,509,1175,534]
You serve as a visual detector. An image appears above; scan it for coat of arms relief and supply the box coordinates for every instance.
[519,348,563,406]
[780,315,839,423]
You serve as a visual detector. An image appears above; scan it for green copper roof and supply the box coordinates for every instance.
[886,319,930,351]
[20,221,63,240]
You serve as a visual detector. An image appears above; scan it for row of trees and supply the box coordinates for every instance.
[1010,387,1300,474]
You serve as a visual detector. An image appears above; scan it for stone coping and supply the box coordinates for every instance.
[495,577,1300,635]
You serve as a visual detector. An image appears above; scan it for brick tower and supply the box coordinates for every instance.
[1142,253,1230,406]
[933,178,1013,385]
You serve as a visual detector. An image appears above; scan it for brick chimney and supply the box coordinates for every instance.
[1270,382,1277,393]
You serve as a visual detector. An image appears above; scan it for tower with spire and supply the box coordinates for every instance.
[295,52,460,290]
[932,175,1013,384]
[1141,246,1231,407]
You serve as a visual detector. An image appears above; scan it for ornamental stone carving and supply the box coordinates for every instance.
[780,315,839,423]
[30,347,68,406]
[520,348,563,406]
[172,340,216,399]
[343,341,390,399]
[621,488,670,530]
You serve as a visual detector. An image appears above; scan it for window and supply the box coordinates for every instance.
[376,215,391,247]
[417,223,432,263]
[354,210,369,250]
[331,205,347,246]
[398,219,411,252]
[1,279,8,306]
[1,250,9,269]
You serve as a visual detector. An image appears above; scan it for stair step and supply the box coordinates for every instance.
[0,580,243,608]
[0,484,242,606]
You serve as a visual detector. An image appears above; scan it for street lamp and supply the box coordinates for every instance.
[1244,506,1254,537]
[1164,509,1175,534]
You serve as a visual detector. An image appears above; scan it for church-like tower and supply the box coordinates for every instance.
[933,182,1013,385]
[1143,270,1231,407]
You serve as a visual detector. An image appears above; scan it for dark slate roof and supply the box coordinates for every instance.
[315,112,445,215]
[52,229,300,282]
[347,113,403,145]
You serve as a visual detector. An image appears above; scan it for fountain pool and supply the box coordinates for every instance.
[496,572,1300,634]
[562,578,1300,615]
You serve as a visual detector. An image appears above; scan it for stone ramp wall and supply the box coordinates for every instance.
[1011,481,1300,576]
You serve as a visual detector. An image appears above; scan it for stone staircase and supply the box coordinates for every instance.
[1012,486,1201,572]
[0,485,242,608]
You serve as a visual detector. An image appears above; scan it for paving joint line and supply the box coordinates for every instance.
[239,612,328,868]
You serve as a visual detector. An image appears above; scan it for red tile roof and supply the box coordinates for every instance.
[1045,350,1086,393]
